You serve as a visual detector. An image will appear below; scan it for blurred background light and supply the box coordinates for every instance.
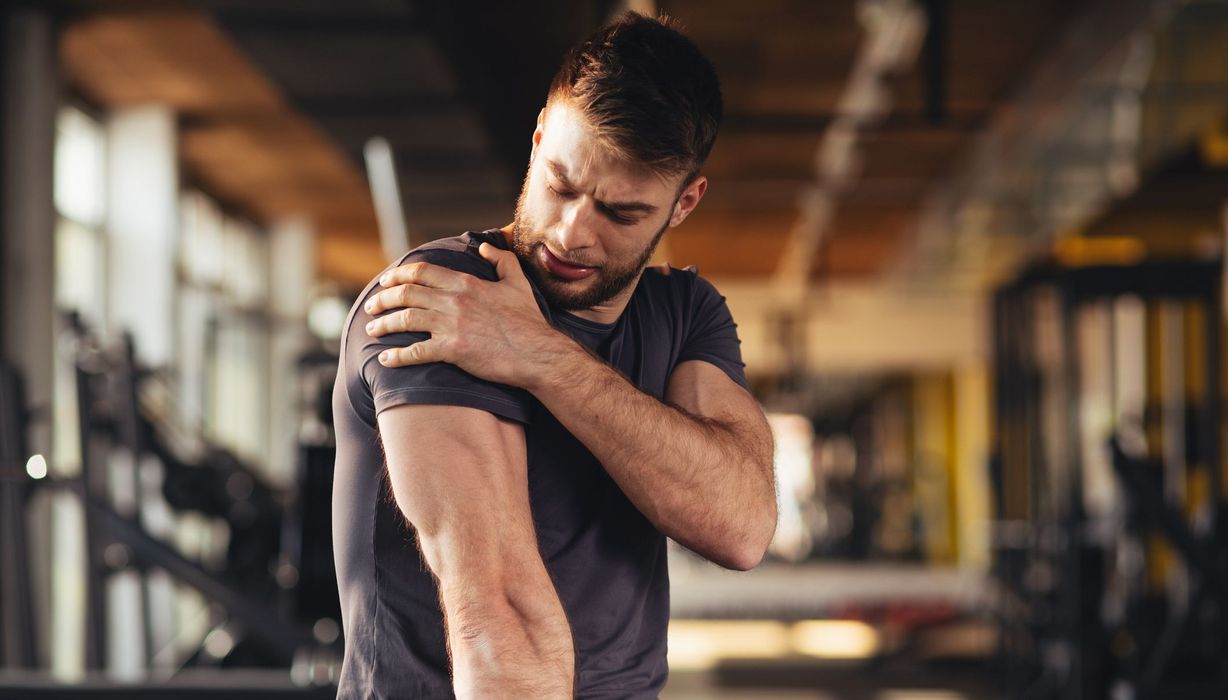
[792,620,881,659]
[307,293,351,342]
[25,453,48,480]
[667,620,792,670]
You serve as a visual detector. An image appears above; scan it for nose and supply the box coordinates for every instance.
[554,200,598,253]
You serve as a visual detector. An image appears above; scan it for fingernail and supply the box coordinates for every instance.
[365,300,374,313]
[379,351,390,363]
[365,322,375,334]
[379,274,390,286]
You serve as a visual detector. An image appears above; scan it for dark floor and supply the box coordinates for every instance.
[662,657,1001,700]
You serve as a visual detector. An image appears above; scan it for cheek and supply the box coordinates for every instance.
[599,227,651,263]
[526,183,561,223]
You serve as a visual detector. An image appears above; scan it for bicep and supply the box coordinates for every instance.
[377,404,535,580]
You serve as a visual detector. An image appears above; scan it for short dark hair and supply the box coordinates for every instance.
[546,11,723,184]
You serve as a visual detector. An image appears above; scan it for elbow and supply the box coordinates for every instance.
[722,495,777,572]
[722,527,771,571]
[724,545,767,572]
[724,449,778,572]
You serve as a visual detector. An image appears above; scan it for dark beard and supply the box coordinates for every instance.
[510,172,671,312]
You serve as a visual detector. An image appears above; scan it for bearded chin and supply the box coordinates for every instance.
[511,219,666,312]
[510,183,668,313]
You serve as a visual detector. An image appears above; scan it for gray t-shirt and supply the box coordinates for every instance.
[332,230,747,699]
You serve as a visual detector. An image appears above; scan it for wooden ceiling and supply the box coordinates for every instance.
[60,7,387,283]
[58,0,1092,289]
[670,0,1089,279]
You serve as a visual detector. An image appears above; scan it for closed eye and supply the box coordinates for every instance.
[547,183,575,199]
[598,203,637,226]
[548,181,638,225]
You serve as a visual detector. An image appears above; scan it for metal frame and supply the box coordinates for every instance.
[0,365,37,669]
[991,258,1227,700]
[67,316,318,672]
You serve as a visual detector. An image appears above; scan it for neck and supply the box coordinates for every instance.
[564,271,641,325]
[497,224,514,247]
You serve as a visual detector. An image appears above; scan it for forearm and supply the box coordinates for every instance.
[525,335,776,570]
[442,561,573,698]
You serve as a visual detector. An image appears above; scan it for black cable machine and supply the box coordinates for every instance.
[991,258,1228,699]
[0,364,37,670]
[62,312,339,680]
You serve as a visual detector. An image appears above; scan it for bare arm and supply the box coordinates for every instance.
[526,347,777,571]
[377,404,573,698]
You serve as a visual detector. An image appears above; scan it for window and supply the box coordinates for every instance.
[177,192,273,476]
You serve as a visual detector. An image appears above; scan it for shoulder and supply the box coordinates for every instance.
[340,231,501,351]
[362,230,503,309]
[638,264,726,309]
[394,230,503,282]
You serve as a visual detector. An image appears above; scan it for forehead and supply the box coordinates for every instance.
[539,103,677,196]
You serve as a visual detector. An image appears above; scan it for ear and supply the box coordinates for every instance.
[668,175,708,228]
[530,108,546,157]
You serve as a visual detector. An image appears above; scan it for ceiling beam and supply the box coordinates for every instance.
[216,13,425,37]
[722,110,982,135]
[291,93,462,117]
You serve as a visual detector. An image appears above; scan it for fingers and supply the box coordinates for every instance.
[378,261,468,292]
[377,339,444,367]
[365,281,446,316]
[478,243,528,287]
[365,307,440,337]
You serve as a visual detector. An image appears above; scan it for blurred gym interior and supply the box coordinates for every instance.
[3,0,1228,698]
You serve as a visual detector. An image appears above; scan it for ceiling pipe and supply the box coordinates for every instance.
[772,0,927,302]
[887,0,1193,294]
[363,136,413,262]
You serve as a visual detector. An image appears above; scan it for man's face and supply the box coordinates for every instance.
[511,103,704,312]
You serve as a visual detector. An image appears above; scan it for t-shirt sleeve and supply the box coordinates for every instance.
[355,246,533,424]
[676,273,749,390]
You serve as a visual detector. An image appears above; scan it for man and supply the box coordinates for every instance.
[332,12,777,699]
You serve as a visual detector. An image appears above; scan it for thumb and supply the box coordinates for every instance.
[479,242,525,284]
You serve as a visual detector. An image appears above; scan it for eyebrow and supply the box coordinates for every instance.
[547,160,659,215]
